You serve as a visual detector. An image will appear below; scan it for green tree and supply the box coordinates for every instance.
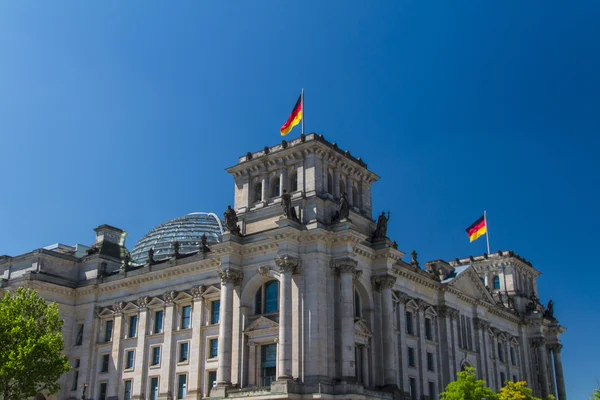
[0,287,70,400]
[440,366,498,400]
[498,381,540,400]
[591,388,600,400]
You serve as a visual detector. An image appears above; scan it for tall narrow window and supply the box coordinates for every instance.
[340,179,346,197]
[290,172,298,192]
[101,354,109,372]
[154,310,164,334]
[427,352,434,371]
[209,339,219,358]
[510,346,517,366]
[128,315,137,338]
[177,374,187,399]
[211,300,220,324]
[498,342,504,362]
[124,380,132,400]
[467,317,473,350]
[255,281,279,314]
[150,378,159,400]
[493,275,501,290]
[271,177,281,198]
[99,383,107,400]
[181,305,191,329]
[125,350,134,370]
[425,318,433,340]
[151,346,161,366]
[179,342,189,362]
[327,173,333,194]
[260,344,277,387]
[406,311,414,335]
[208,371,217,390]
[71,359,80,391]
[254,183,262,203]
[408,347,415,367]
[409,377,417,400]
[354,288,361,318]
[352,186,359,207]
[75,324,84,346]
[428,381,436,400]
[500,372,506,385]
[104,320,113,342]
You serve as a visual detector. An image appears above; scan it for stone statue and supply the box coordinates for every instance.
[121,254,130,272]
[411,249,418,265]
[281,190,300,223]
[173,241,181,259]
[372,212,390,240]
[200,233,210,252]
[147,248,155,265]
[544,299,555,319]
[224,205,242,236]
[81,383,87,400]
[338,192,350,220]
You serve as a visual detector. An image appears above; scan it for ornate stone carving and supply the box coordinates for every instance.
[224,205,242,236]
[530,337,546,348]
[411,250,418,266]
[473,317,490,331]
[396,291,411,303]
[147,248,155,265]
[338,192,350,220]
[199,234,211,252]
[331,257,358,274]
[371,274,396,291]
[437,305,458,319]
[191,285,206,300]
[371,211,390,240]
[548,343,563,353]
[218,268,243,285]
[163,291,178,305]
[113,301,125,315]
[136,296,149,309]
[258,266,271,276]
[416,299,429,312]
[275,255,300,274]
[281,190,300,223]
[352,269,363,281]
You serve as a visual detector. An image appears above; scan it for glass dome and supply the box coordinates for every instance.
[130,212,224,264]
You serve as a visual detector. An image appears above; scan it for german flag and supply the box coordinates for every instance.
[280,94,302,136]
[466,215,487,242]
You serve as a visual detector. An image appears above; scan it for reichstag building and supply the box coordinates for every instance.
[0,133,566,400]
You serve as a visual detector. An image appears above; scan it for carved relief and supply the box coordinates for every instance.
[163,291,178,305]
[136,296,149,309]
[530,337,546,348]
[113,302,125,315]
[219,269,243,285]
[275,255,300,275]
[190,285,206,300]
[371,274,397,291]
[258,266,271,277]
[548,343,563,353]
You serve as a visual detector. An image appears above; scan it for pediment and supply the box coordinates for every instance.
[446,266,495,303]
[147,297,165,308]
[424,306,437,316]
[174,291,192,303]
[98,307,114,317]
[244,316,279,333]
[354,319,372,338]
[510,337,519,346]
[202,285,221,297]
[122,302,139,312]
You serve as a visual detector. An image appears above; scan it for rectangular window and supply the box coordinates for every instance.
[208,371,217,389]
[101,354,109,372]
[467,317,473,350]
[154,310,164,334]
[425,318,433,340]
[128,315,137,338]
[428,381,436,400]
[125,350,135,370]
[124,380,132,400]
[427,352,434,372]
[75,324,84,346]
[104,320,113,342]
[210,339,219,358]
[406,311,414,335]
[409,377,417,400]
[500,372,506,385]
[498,342,504,362]
[71,371,79,391]
[408,347,415,367]
[177,374,187,399]
[99,383,107,400]
[179,342,189,362]
[181,305,191,329]
[151,346,161,366]
[513,375,517,383]
[460,315,467,348]
[150,377,159,400]
[510,347,516,366]
[211,300,220,324]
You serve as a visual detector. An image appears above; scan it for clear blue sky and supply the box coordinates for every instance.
[0,1,598,397]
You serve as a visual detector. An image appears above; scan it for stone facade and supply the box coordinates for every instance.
[0,133,566,400]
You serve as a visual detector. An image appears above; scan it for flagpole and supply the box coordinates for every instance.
[301,88,304,135]
[484,210,491,254]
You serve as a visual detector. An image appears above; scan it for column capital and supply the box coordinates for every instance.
[163,290,178,305]
[436,305,459,319]
[190,285,206,300]
[136,296,150,310]
[416,299,430,312]
[219,268,243,285]
[530,337,546,348]
[548,343,563,353]
[275,255,301,274]
[371,274,396,291]
[396,291,412,303]
[331,257,359,274]
[473,317,491,331]
[113,301,125,315]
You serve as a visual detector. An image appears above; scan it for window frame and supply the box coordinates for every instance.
[124,349,135,371]
[150,345,162,367]
[101,353,110,373]
[177,373,188,399]
[208,337,219,359]
[103,319,113,343]
[71,358,80,391]
[407,346,416,367]
[128,314,138,338]
[180,304,192,330]
[427,351,435,372]
[75,323,84,346]
[255,280,279,315]
[210,300,220,324]
[149,377,159,400]
[405,311,414,335]
[178,341,190,364]
[424,317,433,341]
[99,382,108,400]
[124,379,132,400]
[153,310,164,334]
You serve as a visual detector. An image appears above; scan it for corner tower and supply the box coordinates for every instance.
[226,133,380,236]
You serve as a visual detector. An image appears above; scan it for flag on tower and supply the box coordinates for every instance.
[466,215,487,243]
[280,93,303,136]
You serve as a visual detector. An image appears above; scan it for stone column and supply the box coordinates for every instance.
[372,274,397,387]
[532,338,549,398]
[160,291,177,398]
[275,255,300,380]
[108,303,124,399]
[397,293,410,390]
[261,173,268,202]
[189,286,206,398]
[133,297,149,400]
[474,319,491,385]
[550,344,566,400]
[362,345,370,387]
[247,342,257,387]
[280,167,288,195]
[417,301,427,395]
[332,258,360,381]
[216,269,242,387]
[346,176,353,205]
[333,166,341,199]
[322,158,329,195]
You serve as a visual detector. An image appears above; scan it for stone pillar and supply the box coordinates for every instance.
[247,342,257,387]
[362,345,370,387]
[322,158,329,195]
[532,338,549,398]
[280,167,288,195]
[397,293,410,390]
[346,176,353,205]
[332,258,360,381]
[333,167,341,199]
[133,297,149,400]
[550,344,566,400]
[474,319,491,384]
[261,174,268,202]
[417,301,427,395]
[189,286,206,398]
[216,269,242,387]
[372,274,397,387]
[108,303,124,399]
[275,255,299,380]
[160,291,177,399]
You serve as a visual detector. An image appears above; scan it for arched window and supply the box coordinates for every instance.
[290,172,298,192]
[271,177,281,198]
[354,287,361,318]
[493,275,501,290]
[327,172,333,194]
[254,183,262,203]
[255,280,279,314]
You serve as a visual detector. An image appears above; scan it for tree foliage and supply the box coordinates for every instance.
[498,381,541,400]
[0,287,70,400]
[440,366,498,400]
[591,388,600,400]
